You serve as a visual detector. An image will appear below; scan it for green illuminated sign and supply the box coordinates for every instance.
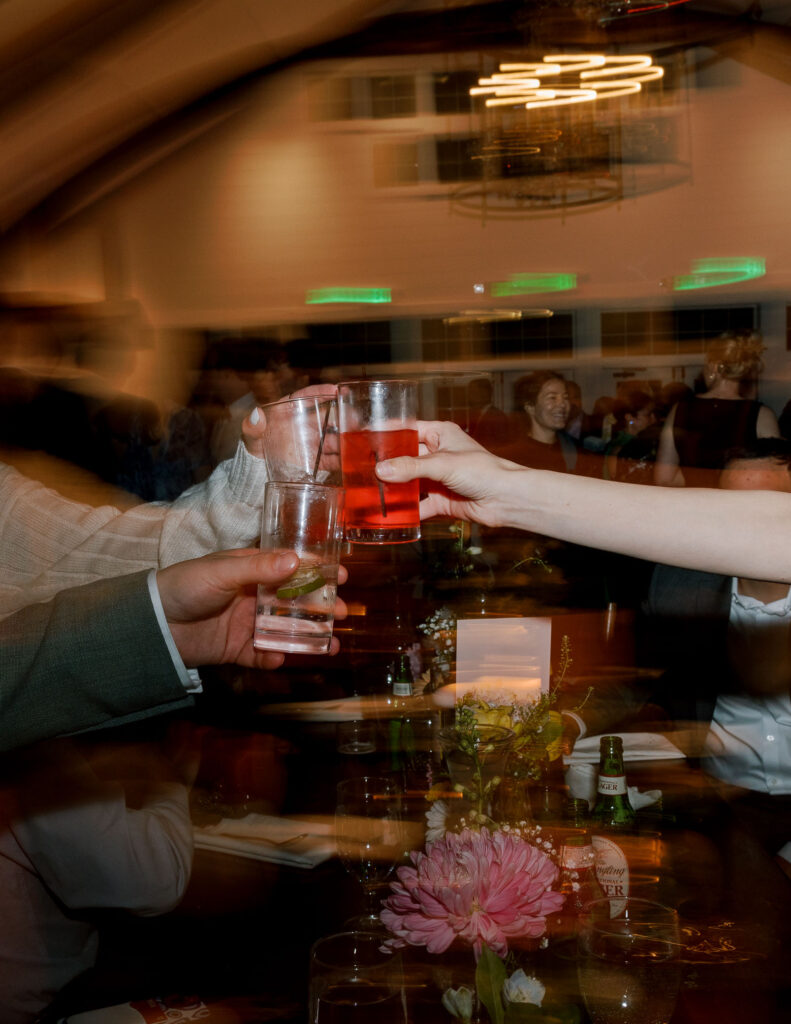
[491,273,577,297]
[672,258,765,291]
[306,287,392,305]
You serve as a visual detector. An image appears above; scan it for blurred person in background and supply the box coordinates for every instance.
[603,389,657,483]
[581,394,617,453]
[506,370,580,473]
[198,338,261,466]
[656,380,694,425]
[0,313,213,506]
[466,376,508,452]
[0,725,197,1024]
[778,396,791,442]
[655,331,780,488]
[564,379,585,441]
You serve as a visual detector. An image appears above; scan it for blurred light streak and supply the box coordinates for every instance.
[493,273,577,297]
[472,55,664,111]
[671,257,766,290]
[306,287,391,304]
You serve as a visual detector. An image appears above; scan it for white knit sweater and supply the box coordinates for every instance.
[0,442,268,619]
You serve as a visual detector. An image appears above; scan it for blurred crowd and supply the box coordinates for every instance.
[466,330,783,491]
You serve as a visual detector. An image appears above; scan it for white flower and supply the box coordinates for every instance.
[425,799,450,844]
[503,970,546,1007]
[442,986,474,1022]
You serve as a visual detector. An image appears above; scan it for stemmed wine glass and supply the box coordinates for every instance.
[577,897,682,1024]
[335,776,405,931]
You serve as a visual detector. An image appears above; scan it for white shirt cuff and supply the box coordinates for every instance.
[146,569,203,694]
[561,710,587,738]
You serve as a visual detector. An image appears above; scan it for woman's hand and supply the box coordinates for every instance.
[375,420,527,529]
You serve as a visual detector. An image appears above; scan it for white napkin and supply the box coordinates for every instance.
[563,731,685,765]
[193,813,335,868]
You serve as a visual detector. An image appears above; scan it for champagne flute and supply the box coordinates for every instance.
[335,776,404,931]
[577,897,682,1024]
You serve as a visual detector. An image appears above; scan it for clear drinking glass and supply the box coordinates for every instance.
[577,897,682,1024]
[337,379,420,544]
[253,481,345,655]
[259,394,341,485]
[309,931,405,1024]
[335,776,404,931]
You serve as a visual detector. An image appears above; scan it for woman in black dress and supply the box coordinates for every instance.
[654,331,779,488]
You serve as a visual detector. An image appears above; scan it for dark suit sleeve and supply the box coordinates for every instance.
[0,571,193,752]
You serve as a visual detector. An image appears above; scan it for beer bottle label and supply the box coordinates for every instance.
[597,774,627,796]
[592,835,630,913]
[393,681,412,697]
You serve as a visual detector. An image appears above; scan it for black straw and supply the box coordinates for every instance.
[312,402,332,480]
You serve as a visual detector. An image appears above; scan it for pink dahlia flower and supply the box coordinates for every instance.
[380,827,563,958]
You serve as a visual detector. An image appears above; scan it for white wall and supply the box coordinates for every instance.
[6,36,791,410]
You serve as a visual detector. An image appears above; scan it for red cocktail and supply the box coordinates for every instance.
[340,427,419,543]
[338,380,420,544]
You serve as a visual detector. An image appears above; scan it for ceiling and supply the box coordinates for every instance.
[0,0,788,237]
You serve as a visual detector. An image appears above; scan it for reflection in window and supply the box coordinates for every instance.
[601,306,757,358]
[370,75,417,118]
[433,71,479,115]
[307,320,393,367]
[421,314,574,362]
[435,136,481,183]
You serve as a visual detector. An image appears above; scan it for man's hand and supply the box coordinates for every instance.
[375,420,525,528]
[157,549,348,670]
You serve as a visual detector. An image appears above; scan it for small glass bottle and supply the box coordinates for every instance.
[392,651,413,699]
[387,645,415,775]
[590,735,635,829]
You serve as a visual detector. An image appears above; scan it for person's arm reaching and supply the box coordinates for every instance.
[0,383,338,619]
[375,420,791,583]
[0,549,347,752]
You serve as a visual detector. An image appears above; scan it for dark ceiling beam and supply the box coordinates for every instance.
[0,0,198,113]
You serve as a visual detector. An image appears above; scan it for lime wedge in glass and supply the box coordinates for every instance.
[276,565,326,600]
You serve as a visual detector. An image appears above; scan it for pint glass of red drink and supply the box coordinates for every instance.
[338,379,420,544]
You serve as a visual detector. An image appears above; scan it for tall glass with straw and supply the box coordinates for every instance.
[252,395,345,654]
[337,380,420,544]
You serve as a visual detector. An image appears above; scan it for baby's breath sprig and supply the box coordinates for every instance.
[552,634,573,693]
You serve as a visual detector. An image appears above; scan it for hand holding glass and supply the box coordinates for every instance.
[253,482,345,655]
